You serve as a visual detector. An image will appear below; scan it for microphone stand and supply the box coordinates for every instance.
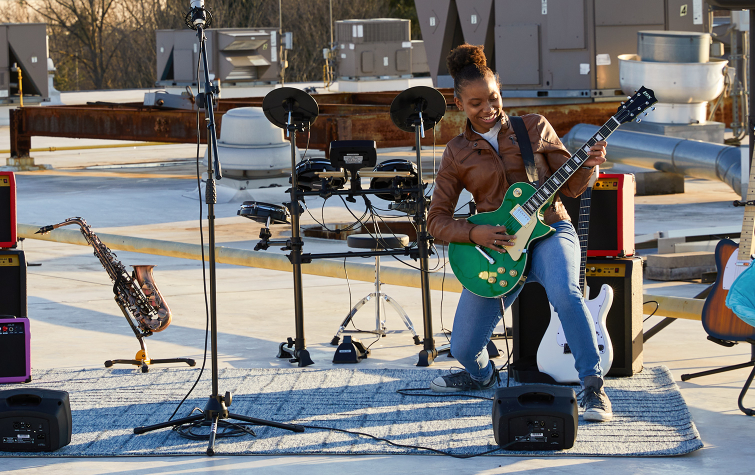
[133,12,304,456]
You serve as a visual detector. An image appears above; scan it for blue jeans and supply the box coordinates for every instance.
[450,220,602,383]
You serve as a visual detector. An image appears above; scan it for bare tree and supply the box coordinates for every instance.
[21,0,130,89]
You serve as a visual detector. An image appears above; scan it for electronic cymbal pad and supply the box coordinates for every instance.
[389,86,447,133]
[262,87,319,129]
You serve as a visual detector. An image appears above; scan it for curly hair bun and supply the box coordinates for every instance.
[446,44,487,79]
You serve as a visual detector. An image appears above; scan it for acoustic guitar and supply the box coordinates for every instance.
[448,87,657,298]
[702,153,755,341]
[536,168,614,383]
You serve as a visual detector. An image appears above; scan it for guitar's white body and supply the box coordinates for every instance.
[722,250,751,291]
[536,283,614,383]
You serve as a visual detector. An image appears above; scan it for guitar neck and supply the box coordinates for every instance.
[520,118,621,216]
[739,157,755,261]
[577,186,592,296]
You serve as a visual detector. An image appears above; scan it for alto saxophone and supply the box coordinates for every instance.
[37,217,171,334]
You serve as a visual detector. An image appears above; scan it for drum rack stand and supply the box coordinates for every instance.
[256,169,436,367]
[257,86,444,368]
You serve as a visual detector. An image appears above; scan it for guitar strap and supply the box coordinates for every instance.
[509,115,538,185]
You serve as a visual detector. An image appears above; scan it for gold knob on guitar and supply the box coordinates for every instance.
[513,187,522,197]
[487,277,496,284]
[497,267,505,273]
[509,269,518,277]
[500,281,508,287]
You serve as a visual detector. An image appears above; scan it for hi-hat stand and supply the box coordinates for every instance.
[388,86,447,366]
[133,7,304,455]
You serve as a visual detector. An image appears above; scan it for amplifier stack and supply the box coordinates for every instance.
[0,172,30,385]
[510,172,642,382]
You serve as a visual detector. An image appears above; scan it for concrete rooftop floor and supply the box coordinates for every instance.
[1,125,754,474]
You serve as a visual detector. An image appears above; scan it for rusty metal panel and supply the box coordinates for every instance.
[9,91,625,159]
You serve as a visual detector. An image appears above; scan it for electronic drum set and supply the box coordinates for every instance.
[238,86,447,367]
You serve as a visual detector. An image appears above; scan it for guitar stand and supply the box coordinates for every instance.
[105,300,195,373]
[681,339,755,416]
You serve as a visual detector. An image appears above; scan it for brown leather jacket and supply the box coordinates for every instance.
[428,113,592,244]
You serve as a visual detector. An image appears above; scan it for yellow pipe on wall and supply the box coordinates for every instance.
[18,223,703,320]
[18,223,464,293]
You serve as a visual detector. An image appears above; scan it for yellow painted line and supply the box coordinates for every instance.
[0,142,174,154]
[14,170,195,179]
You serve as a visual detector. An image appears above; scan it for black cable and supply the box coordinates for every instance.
[353,197,444,273]
[395,387,494,401]
[172,409,257,440]
[297,423,513,458]
[643,300,660,322]
[439,242,452,341]
[167,48,212,422]
[498,298,513,388]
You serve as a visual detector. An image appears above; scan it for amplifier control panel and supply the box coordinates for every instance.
[586,263,626,277]
[0,417,50,451]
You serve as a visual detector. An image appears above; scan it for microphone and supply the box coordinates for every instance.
[186,0,212,30]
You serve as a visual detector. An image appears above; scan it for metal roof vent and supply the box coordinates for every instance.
[203,107,294,179]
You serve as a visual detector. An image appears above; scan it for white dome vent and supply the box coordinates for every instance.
[203,107,295,178]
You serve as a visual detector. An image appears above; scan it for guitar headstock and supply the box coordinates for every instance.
[615,86,657,124]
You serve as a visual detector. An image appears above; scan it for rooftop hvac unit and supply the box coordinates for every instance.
[156,28,283,86]
[335,19,412,79]
[0,23,48,104]
[415,0,710,96]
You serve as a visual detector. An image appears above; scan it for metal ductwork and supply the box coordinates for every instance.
[562,124,744,196]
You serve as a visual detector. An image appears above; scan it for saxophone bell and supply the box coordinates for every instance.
[132,265,172,332]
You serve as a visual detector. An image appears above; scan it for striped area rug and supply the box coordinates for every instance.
[0,366,702,457]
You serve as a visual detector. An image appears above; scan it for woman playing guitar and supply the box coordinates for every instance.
[427,44,611,422]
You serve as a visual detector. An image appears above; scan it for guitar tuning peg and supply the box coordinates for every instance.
[651,107,656,111]
[636,118,642,123]
[644,112,648,116]
[627,96,631,100]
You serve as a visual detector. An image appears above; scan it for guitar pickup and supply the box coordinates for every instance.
[475,245,495,264]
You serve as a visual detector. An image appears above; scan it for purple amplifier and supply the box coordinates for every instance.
[0,317,31,384]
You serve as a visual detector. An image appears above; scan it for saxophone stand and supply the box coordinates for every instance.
[134,8,304,455]
[261,87,319,367]
[388,86,447,366]
[104,304,196,373]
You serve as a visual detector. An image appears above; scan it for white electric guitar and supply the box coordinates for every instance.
[536,167,614,383]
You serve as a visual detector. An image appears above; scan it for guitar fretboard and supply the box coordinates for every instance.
[739,157,755,261]
[521,119,621,215]
[577,186,593,296]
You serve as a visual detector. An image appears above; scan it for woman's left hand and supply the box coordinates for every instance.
[582,140,607,168]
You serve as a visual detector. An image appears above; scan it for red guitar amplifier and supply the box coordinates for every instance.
[561,173,635,257]
[0,172,17,248]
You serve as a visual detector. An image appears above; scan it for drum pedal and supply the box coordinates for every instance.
[332,336,370,364]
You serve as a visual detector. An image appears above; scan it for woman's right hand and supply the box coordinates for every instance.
[470,225,517,252]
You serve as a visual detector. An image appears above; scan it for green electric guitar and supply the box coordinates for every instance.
[448,86,657,298]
